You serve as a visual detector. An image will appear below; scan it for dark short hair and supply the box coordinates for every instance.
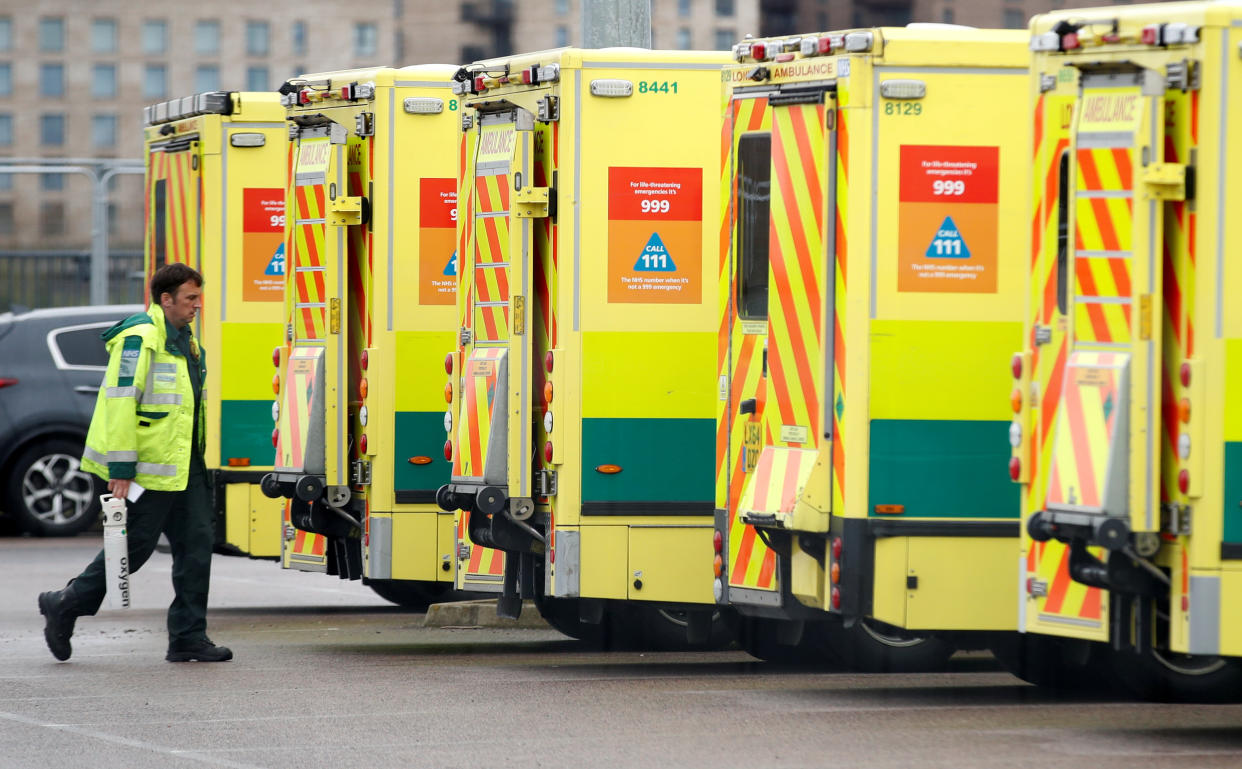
[150,263,203,304]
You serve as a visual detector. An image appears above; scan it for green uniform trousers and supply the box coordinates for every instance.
[69,459,214,645]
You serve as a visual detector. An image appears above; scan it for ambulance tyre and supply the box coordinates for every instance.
[1108,647,1242,703]
[630,606,737,651]
[988,634,1109,690]
[535,598,607,646]
[820,618,954,673]
[5,439,103,537]
[367,579,452,610]
[738,617,839,665]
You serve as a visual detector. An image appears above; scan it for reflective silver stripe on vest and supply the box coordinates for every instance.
[136,461,177,477]
[84,447,138,464]
[106,386,139,398]
[152,363,177,373]
[140,393,183,405]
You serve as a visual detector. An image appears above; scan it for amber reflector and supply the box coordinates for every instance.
[227,457,251,467]
[595,464,622,474]
[409,456,433,465]
[874,504,904,515]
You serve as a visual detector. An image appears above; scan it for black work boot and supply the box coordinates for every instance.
[37,589,79,662]
[166,638,233,662]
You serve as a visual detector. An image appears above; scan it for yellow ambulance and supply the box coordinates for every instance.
[264,66,463,606]
[142,91,288,558]
[1017,1,1242,700]
[438,48,734,645]
[716,27,1030,669]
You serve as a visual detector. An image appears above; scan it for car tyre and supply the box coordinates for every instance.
[5,439,101,537]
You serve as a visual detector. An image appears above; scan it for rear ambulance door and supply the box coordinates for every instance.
[453,107,537,589]
[721,90,778,604]
[1034,66,1170,638]
[276,123,348,571]
[146,136,202,280]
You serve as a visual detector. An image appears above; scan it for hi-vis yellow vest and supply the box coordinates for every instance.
[81,304,207,491]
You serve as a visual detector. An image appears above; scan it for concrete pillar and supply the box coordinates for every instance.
[582,0,652,48]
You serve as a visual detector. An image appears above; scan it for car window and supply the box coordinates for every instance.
[50,326,110,369]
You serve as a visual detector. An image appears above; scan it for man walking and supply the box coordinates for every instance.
[38,263,231,662]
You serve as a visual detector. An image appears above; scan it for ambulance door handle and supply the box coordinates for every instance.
[740,398,756,415]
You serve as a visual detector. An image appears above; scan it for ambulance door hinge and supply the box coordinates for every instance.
[538,469,558,497]
[462,113,474,131]
[329,122,349,145]
[329,195,364,226]
[1034,324,1052,346]
[288,124,300,141]
[351,460,372,486]
[536,95,559,122]
[513,186,550,218]
[355,111,375,137]
[1166,59,1200,92]
[1140,162,1186,201]
[1039,73,1057,93]
[459,327,472,346]
[1161,502,1192,536]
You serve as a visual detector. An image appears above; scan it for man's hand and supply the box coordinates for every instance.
[108,479,131,500]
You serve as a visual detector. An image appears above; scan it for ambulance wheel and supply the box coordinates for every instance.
[367,579,452,610]
[535,597,607,646]
[819,618,954,673]
[989,634,1110,690]
[5,439,102,537]
[1108,647,1242,703]
[634,606,738,651]
[738,617,839,665]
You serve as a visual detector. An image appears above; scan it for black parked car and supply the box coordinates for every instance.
[0,304,143,535]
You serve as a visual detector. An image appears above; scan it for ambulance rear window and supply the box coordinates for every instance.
[736,132,771,320]
[153,179,167,270]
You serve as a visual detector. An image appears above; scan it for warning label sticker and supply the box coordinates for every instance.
[242,188,286,302]
[897,145,999,294]
[419,177,458,305]
[607,167,702,304]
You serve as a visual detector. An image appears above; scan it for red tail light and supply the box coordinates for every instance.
[361,350,369,370]
[831,586,841,610]
[272,428,279,448]
[1009,456,1022,481]
[0,377,18,389]
[831,537,842,560]
[272,347,281,368]
[1180,362,1191,387]
[359,434,368,454]
[545,351,554,373]
[444,353,454,375]
[544,441,554,463]
[1010,353,1023,380]
[713,530,723,553]
[1178,469,1190,495]
[443,440,453,461]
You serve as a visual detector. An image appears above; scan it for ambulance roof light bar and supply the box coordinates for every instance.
[734,31,850,62]
[143,91,233,127]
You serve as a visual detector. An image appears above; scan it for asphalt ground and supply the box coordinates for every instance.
[3,535,1242,769]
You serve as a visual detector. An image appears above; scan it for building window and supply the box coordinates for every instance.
[92,64,117,99]
[716,0,735,15]
[40,18,65,52]
[195,65,219,92]
[0,113,11,146]
[246,21,269,56]
[40,114,65,146]
[42,174,64,192]
[0,17,11,52]
[293,20,307,55]
[0,174,11,191]
[556,25,568,47]
[40,63,65,98]
[714,28,734,50]
[678,0,691,18]
[92,19,118,53]
[41,202,65,237]
[677,27,691,49]
[1003,8,1026,29]
[195,20,220,55]
[942,8,955,23]
[93,115,117,148]
[143,64,167,99]
[355,23,377,58]
[246,66,269,91]
[0,203,13,237]
[0,63,10,97]
[142,20,167,55]
[555,0,569,14]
